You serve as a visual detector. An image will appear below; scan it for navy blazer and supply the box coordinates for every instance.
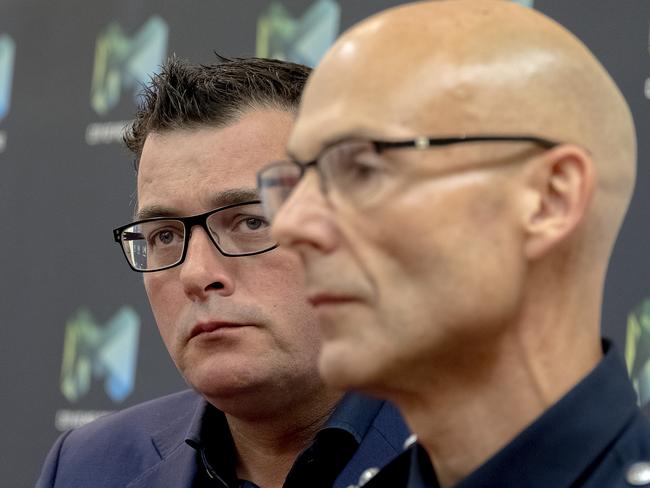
[36,390,410,488]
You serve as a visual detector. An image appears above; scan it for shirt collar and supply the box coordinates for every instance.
[185,400,237,487]
[409,340,640,488]
[321,391,385,443]
[185,392,386,487]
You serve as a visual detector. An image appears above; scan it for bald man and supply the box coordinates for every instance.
[256,1,650,487]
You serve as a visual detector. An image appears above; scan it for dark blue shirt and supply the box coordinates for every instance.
[363,342,650,487]
[186,392,403,488]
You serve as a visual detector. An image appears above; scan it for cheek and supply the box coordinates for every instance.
[362,178,523,325]
[374,176,517,272]
[246,249,307,298]
[241,252,321,345]
[143,274,181,344]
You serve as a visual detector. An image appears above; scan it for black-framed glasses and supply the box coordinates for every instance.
[113,200,277,272]
[257,135,560,221]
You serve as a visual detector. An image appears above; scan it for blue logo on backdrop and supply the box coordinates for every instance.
[256,0,340,67]
[0,34,16,121]
[60,306,141,403]
[511,0,534,7]
[90,16,168,116]
[645,18,650,100]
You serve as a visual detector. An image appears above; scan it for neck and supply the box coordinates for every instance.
[391,306,602,488]
[225,389,343,488]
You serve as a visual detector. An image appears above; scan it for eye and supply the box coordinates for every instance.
[322,141,384,182]
[334,150,386,188]
[232,215,270,233]
[148,227,183,247]
[244,217,263,230]
[346,158,380,180]
[155,230,175,245]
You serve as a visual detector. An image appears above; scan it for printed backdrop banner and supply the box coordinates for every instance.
[0,1,648,486]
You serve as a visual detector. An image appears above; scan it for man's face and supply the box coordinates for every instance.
[272,40,530,394]
[137,109,325,412]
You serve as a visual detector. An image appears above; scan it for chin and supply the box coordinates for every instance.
[193,375,285,418]
[319,340,407,402]
[319,342,373,390]
[184,356,269,397]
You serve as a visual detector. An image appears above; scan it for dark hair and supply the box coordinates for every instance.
[123,54,311,169]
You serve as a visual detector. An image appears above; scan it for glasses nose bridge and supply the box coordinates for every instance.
[302,159,326,194]
[183,212,222,255]
[282,167,328,221]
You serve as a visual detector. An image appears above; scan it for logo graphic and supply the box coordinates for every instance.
[60,306,140,403]
[257,0,340,67]
[90,16,168,116]
[0,34,16,121]
[511,0,534,7]
[646,18,650,100]
[625,298,650,406]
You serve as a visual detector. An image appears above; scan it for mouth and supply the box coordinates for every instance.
[307,293,359,307]
[189,322,253,340]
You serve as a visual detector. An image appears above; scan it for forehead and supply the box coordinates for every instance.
[288,3,560,161]
[290,46,466,161]
[137,109,294,216]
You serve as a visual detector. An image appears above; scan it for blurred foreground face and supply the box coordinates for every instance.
[272,103,534,394]
[267,0,634,396]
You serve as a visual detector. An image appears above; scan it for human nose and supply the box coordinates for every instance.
[271,170,340,256]
[179,226,235,301]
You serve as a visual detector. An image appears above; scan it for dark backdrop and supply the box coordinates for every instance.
[0,1,647,486]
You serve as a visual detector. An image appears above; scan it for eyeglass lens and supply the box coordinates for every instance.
[259,164,303,222]
[119,202,273,271]
[259,140,379,221]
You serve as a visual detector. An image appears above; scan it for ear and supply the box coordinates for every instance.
[520,145,597,260]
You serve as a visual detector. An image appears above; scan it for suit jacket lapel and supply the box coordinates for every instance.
[127,395,206,488]
[126,443,198,488]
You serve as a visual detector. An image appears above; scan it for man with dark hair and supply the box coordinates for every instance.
[259,1,650,487]
[36,56,408,488]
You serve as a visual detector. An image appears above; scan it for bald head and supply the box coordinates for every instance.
[293,0,636,258]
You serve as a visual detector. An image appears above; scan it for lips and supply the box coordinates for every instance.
[189,321,250,340]
[307,293,359,307]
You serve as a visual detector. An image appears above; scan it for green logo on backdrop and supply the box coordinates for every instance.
[90,16,168,116]
[60,306,140,403]
[256,0,340,67]
[626,298,650,406]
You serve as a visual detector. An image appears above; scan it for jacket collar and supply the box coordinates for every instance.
[126,393,205,488]
[126,391,408,488]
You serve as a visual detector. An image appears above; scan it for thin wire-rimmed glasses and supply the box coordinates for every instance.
[113,200,277,272]
[257,135,560,221]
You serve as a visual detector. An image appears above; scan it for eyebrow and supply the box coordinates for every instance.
[135,188,260,220]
